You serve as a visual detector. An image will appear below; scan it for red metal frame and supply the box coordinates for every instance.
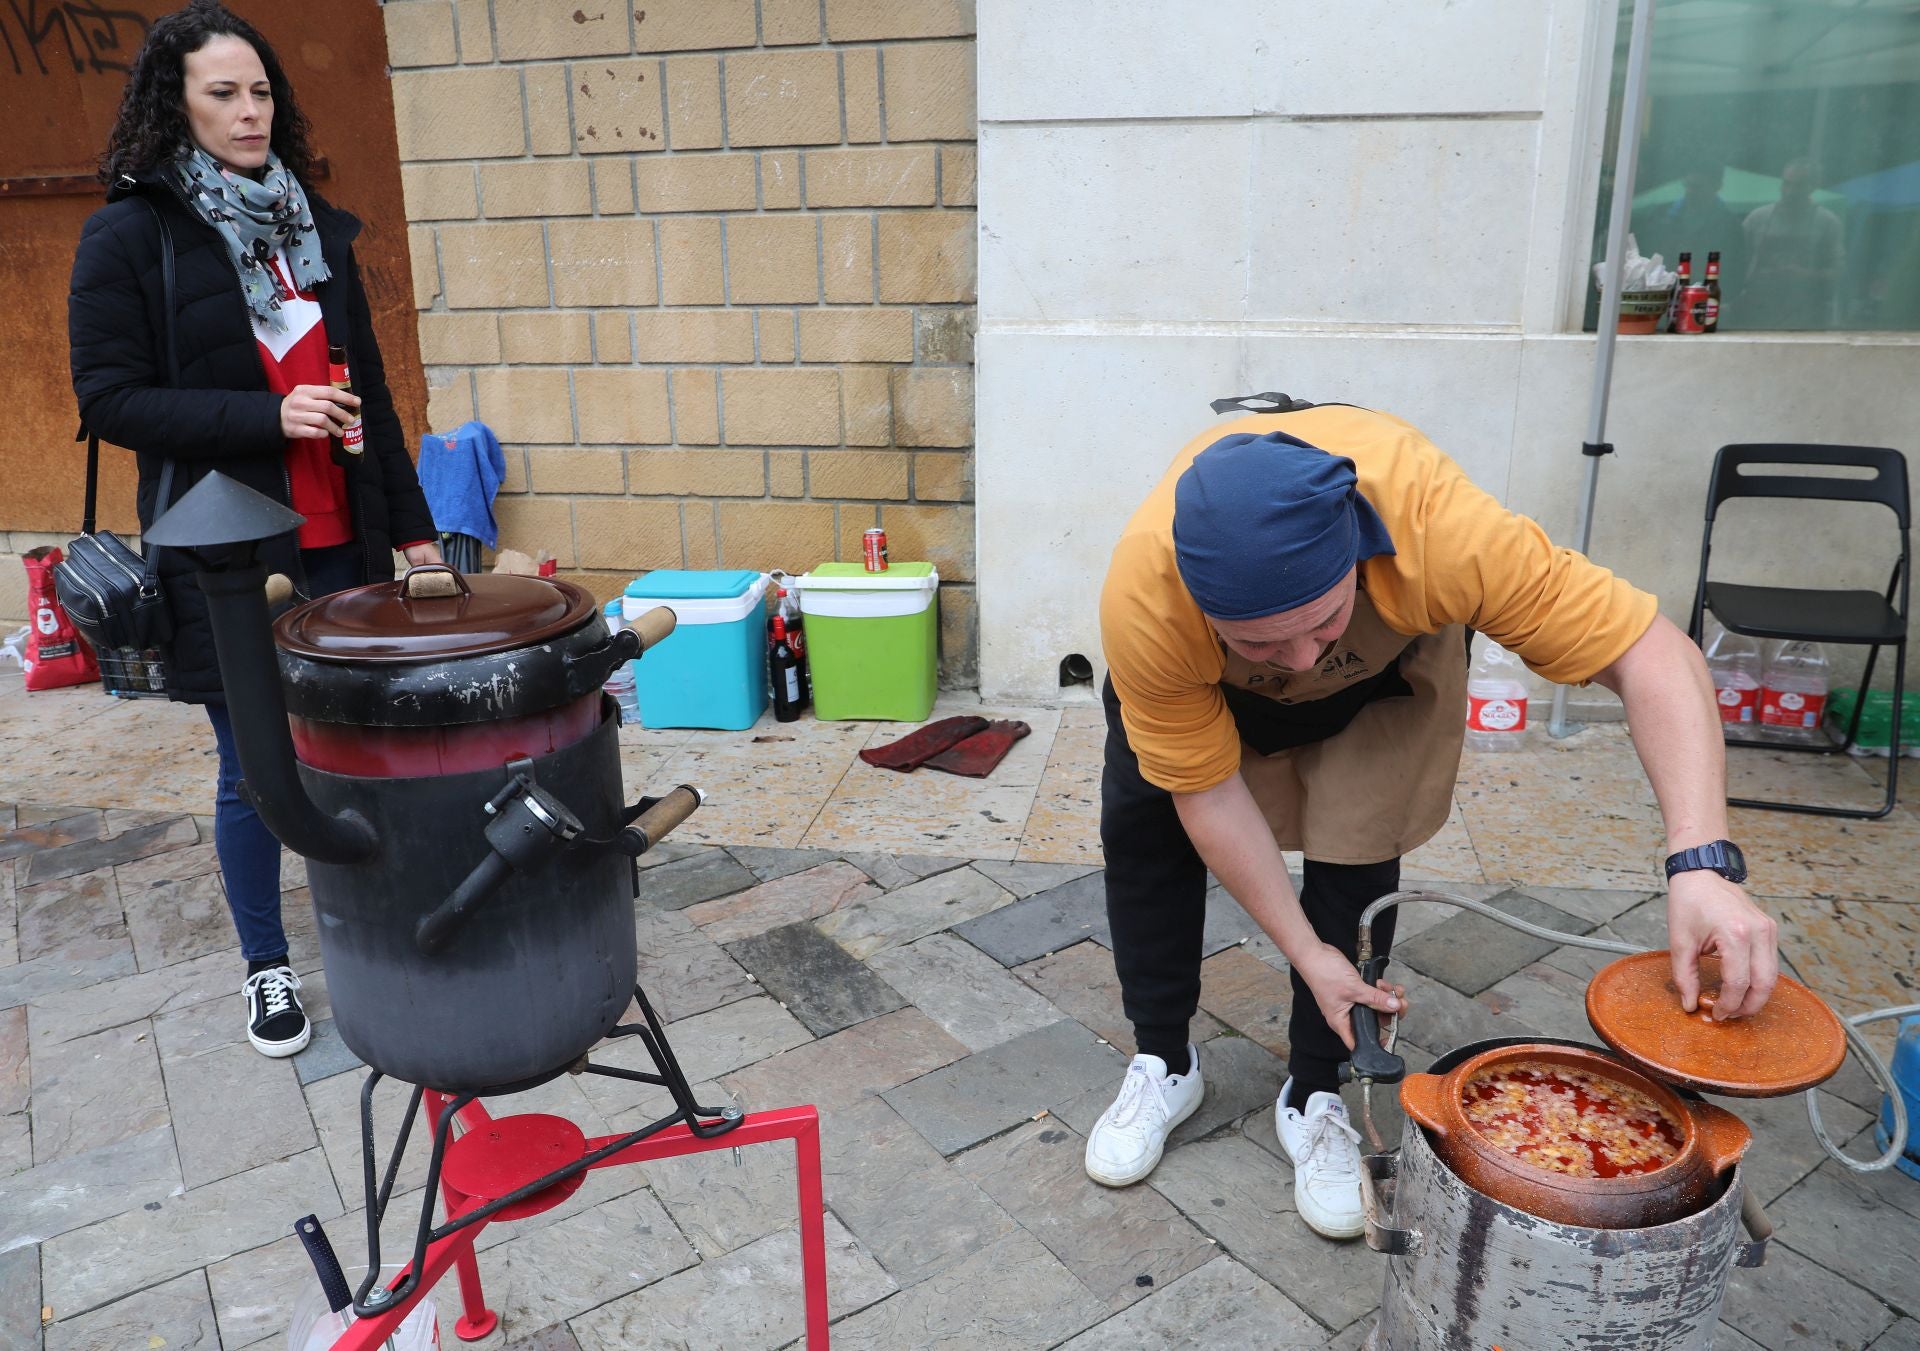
[322,1095,830,1350]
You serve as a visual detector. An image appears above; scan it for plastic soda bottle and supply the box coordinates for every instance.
[775,585,810,707]
[1702,619,1763,730]
[1465,637,1530,752]
[1760,640,1831,743]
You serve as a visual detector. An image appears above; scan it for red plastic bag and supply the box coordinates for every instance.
[22,547,99,691]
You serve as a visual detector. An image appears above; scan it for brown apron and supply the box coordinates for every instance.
[1223,592,1467,865]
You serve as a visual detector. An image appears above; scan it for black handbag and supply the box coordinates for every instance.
[54,198,180,698]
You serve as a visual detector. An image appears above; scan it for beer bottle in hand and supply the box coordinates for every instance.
[327,344,365,459]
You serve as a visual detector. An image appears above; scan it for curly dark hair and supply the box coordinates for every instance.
[98,0,315,184]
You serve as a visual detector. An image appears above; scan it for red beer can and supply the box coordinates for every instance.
[862,527,889,573]
[1673,285,1710,334]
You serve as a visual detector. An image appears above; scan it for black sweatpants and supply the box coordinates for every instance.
[1100,676,1401,1101]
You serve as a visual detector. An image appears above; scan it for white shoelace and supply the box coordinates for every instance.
[1104,1062,1175,1134]
[244,966,302,1018]
[1298,1107,1363,1180]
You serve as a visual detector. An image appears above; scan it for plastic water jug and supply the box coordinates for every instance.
[1465,637,1530,752]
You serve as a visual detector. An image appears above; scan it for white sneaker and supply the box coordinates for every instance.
[1084,1048,1204,1187]
[1275,1078,1366,1240]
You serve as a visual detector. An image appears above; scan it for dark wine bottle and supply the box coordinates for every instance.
[769,615,803,723]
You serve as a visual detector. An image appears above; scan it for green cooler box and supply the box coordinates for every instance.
[798,563,939,721]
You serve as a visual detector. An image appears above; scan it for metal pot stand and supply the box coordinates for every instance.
[345,982,739,1320]
[327,1058,832,1348]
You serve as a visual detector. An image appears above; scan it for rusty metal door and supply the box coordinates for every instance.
[0,1,425,536]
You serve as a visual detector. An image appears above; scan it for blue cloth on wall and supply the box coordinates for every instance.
[417,420,505,549]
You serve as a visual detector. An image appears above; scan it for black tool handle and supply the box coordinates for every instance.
[295,1213,352,1314]
[1339,955,1407,1085]
[414,852,512,955]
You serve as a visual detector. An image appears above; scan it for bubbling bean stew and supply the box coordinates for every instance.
[1461,1060,1684,1178]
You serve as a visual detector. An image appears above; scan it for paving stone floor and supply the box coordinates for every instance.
[2,671,1918,1348]
[4,811,1917,1350]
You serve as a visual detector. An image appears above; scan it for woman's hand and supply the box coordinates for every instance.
[401,542,444,568]
[280,384,359,440]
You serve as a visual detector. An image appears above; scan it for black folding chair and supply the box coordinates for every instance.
[1688,443,1910,820]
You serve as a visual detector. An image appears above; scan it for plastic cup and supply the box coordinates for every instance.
[286,1266,438,1351]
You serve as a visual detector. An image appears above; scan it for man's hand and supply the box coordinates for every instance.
[1293,943,1406,1052]
[1666,871,1778,1020]
[401,542,444,568]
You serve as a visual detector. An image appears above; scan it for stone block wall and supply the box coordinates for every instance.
[389,0,979,682]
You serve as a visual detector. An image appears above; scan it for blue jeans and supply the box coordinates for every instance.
[206,543,364,962]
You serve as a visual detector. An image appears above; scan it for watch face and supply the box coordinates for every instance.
[1720,841,1748,881]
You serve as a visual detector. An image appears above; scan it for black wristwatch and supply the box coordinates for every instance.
[1663,839,1748,884]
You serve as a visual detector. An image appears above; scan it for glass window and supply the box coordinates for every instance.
[1587,0,1920,332]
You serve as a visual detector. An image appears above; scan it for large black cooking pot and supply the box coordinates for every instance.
[145,475,696,1094]
[281,566,657,1091]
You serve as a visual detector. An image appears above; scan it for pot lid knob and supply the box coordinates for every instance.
[399,564,470,601]
[1585,951,1847,1097]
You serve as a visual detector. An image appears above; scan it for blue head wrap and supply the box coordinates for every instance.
[1172,431,1396,620]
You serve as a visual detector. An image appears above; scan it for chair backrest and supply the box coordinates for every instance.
[1706,443,1910,528]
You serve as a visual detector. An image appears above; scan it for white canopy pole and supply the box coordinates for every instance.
[1549,0,1660,739]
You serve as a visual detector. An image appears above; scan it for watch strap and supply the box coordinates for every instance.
[1664,840,1744,882]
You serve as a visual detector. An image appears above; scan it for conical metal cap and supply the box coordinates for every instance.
[143,471,306,548]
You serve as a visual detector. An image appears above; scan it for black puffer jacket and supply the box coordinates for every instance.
[68,168,435,703]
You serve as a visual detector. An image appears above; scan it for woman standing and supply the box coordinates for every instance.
[69,1,439,1058]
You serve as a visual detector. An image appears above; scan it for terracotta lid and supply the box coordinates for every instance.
[1585,950,1847,1097]
[277,567,598,664]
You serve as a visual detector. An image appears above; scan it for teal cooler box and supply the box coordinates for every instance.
[622,569,769,729]
[798,563,938,721]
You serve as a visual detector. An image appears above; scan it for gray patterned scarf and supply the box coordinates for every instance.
[171,145,330,330]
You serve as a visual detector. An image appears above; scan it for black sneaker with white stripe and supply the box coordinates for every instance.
[242,966,311,1057]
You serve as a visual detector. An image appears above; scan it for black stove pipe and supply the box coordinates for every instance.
[198,564,378,865]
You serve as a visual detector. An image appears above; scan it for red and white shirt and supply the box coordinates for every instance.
[252,255,352,550]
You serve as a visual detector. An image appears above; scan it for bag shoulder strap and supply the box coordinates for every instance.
[80,427,100,536]
[143,196,180,387]
[80,196,180,561]
[1209,392,1318,416]
[141,198,179,590]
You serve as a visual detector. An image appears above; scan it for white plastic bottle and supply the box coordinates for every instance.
[1759,640,1831,743]
[602,599,640,724]
[1465,637,1530,752]
[1701,619,1763,732]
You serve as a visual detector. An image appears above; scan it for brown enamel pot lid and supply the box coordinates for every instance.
[277,566,599,664]
[1585,950,1847,1097]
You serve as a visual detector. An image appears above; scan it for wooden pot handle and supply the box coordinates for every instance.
[626,605,678,653]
